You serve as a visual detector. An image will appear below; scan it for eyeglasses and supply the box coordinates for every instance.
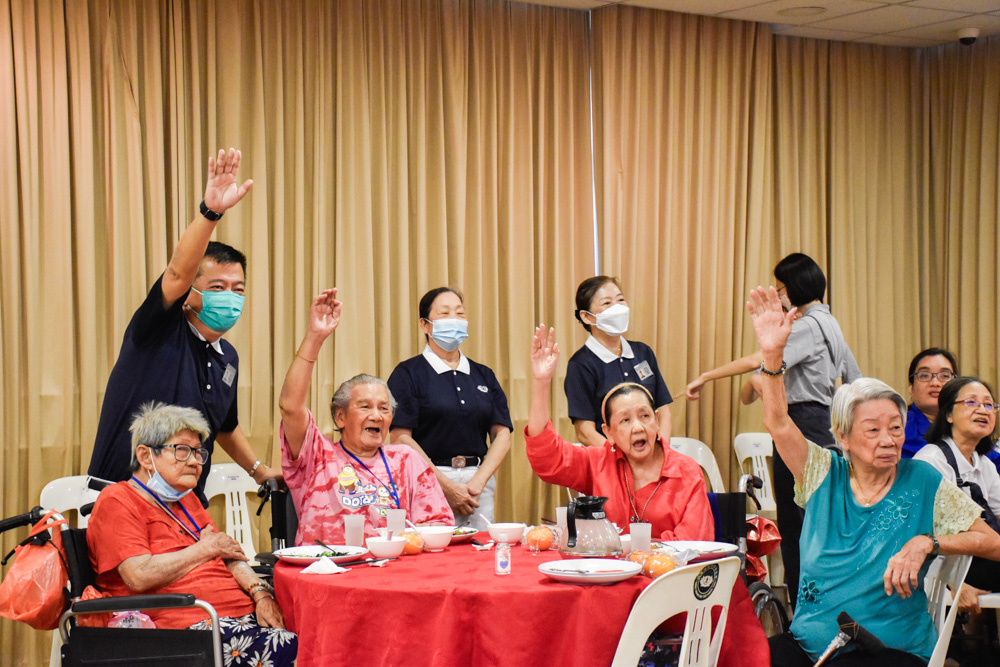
[954,399,1000,413]
[150,443,209,464]
[914,371,955,383]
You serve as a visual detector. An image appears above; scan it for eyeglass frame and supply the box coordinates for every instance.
[913,370,956,383]
[147,443,210,464]
[954,399,1000,413]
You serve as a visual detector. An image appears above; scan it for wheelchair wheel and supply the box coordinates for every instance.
[748,580,788,637]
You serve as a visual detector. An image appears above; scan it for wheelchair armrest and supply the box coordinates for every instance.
[61,594,223,664]
[71,593,197,614]
[255,551,278,566]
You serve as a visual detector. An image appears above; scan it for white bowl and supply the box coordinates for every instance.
[488,522,526,544]
[365,536,407,558]
[416,526,456,551]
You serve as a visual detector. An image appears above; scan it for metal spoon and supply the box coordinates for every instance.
[313,539,343,554]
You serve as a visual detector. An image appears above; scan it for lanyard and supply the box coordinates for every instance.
[131,477,202,539]
[339,443,401,509]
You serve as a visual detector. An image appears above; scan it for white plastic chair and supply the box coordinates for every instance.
[611,556,740,667]
[732,433,777,513]
[39,475,111,666]
[925,554,972,667]
[203,463,260,561]
[670,437,726,493]
[39,475,109,528]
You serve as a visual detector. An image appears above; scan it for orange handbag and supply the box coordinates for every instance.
[0,510,70,630]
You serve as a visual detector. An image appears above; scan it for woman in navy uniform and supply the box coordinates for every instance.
[387,288,513,529]
[564,276,673,447]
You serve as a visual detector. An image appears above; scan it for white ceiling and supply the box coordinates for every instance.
[524,0,1000,47]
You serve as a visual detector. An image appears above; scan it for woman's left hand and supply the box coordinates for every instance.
[255,596,285,629]
[884,535,933,598]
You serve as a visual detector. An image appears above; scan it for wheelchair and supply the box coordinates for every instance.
[0,494,223,666]
[709,473,789,638]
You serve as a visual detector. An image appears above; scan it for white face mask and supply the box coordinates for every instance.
[589,303,630,336]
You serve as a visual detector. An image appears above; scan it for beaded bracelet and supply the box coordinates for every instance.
[759,360,787,376]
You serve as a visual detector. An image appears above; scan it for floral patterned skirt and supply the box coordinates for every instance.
[188,613,298,666]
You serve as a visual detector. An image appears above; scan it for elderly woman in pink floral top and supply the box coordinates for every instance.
[279,288,454,546]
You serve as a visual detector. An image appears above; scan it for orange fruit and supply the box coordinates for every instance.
[401,531,424,555]
[627,550,655,567]
[526,526,554,550]
[641,553,676,579]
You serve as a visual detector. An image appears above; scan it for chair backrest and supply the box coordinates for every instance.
[732,433,777,513]
[203,463,259,561]
[670,438,726,493]
[611,556,741,667]
[39,476,106,528]
[924,554,972,667]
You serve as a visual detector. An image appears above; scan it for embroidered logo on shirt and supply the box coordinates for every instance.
[478,385,489,393]
[222,363,236,387]
[634,360,653,381]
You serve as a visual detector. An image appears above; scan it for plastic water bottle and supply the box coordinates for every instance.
[495,533,511,575]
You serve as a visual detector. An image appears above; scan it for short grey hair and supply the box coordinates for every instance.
[830,378,907,444]
[129,402,210,472]
[329,374,397,427]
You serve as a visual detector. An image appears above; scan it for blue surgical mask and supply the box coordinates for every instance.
[142,455,192,503]
[429,318,469,352]
[191,288,244,333]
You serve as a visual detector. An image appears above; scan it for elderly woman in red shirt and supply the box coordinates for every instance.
[87,402,297,666]
[526,326,769,666]
[526,326,712,540]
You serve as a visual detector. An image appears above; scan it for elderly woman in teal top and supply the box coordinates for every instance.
[747,286,1000,666]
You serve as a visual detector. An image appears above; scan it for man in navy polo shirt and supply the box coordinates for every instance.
[88,148,280,503]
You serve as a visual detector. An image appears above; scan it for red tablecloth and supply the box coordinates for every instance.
[275,544,769,667]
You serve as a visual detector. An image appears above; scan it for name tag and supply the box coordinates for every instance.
[634,360,653,381]
[222,364,236,387]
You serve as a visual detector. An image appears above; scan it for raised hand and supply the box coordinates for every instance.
[203,148,253,214]
[530,325,559,381]
[309,288,342,338]
[747,286,796,357]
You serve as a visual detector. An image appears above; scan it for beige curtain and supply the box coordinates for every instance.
[590,7,774,481]
[1,0,593,662]
[927,39,1000,382]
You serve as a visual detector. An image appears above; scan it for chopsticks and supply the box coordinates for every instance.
[337,557,397,567]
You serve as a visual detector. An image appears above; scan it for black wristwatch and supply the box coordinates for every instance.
[200,200,224,221]
[924,533,940,557]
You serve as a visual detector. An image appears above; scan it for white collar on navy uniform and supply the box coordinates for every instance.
[187,321,224,355]
[585,335,634,363]
[422,345,470,375]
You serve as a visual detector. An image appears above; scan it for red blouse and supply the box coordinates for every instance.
[525,421,714,541]
[87,482,255,628]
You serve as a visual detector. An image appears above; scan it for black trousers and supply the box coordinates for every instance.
[966,555,1000,591]
[768,633,927,667]
[776,402,836,609]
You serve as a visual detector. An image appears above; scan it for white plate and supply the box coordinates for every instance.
[538,559,641,584]
[655,541,738,563]
[274,545,369,565]
[450,527,480,544]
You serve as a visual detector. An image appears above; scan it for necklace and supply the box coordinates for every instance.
[849,464,894,507]
[620,460,664,523]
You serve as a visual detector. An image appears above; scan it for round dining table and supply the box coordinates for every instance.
[275,544,646,666]
[275,541,769,667]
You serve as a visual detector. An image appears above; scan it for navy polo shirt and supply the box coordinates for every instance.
[564,336,672,426]
[88,275,239,502]
[387,347,513,462]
